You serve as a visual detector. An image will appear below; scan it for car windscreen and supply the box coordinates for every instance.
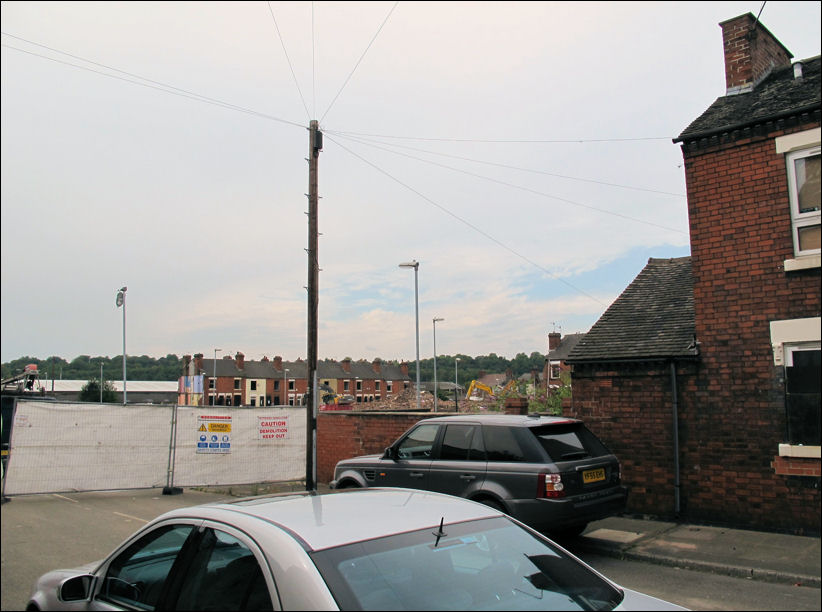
[310,516,623,611]
[529,424,610,462]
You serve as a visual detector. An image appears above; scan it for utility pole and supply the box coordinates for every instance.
[306,119,322,491]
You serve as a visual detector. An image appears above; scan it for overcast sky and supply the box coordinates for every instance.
[2,1,820,366]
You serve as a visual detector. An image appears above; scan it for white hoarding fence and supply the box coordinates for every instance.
[2,400,306,496]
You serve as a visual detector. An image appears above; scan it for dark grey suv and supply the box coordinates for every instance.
[330,414,627,535]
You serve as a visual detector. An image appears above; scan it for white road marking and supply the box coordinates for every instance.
[113,511,149,523]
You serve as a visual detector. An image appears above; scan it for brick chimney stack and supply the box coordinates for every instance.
[372,358,382,374]
[720,13,792,95]
[548,332,561,351]
[235,352,244,370]
[400,361,409,376]
[342,358,352,373]
[273,356,283,371]
[194,353,204,374]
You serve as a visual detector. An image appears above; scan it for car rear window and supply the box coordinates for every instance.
[311,516,623,611]
[529,424,610,462]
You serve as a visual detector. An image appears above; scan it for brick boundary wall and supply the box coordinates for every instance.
[317,411,438,483]
[773,456,822,478]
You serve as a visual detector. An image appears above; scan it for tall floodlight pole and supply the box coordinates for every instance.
[306,119,322,491]
[100,362,103,403]
[213,348,222,406]
[432,318,444,412]
[399,260,421,411]
[455,357,460,412]
[116,287,127,405]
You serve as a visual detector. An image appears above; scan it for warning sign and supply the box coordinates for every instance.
[258,415,289,440]
[197,415,232,454]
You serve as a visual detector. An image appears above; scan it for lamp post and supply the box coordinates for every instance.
[115,286,127,405]
[284,368,290,406]
[399,260,421,411]
[100,362,103,404]
[432,317,444,412]
[213,348,222,406]
[455,357,460,412]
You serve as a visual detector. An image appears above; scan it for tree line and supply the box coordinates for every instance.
[2,351,548,384]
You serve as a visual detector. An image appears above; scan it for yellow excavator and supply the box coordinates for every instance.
[465,380,495,401]
[465,379,518,401]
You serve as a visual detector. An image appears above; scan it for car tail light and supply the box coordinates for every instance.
[539,473,565,498]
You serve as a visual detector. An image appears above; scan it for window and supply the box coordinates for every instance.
[174,528,272,611]
[234,379,241,390]
[288,380,295,391]
[550,363,561,379]
[439,425,485,461]
[387,381,393,393]
[250,381,257,391]
[209,378,215,390]
[785,344,821,446]
[483,426,526,462]
[375,381,381,391]
[786,147,821,256]
[101,524,195,610]
[344,380,350,391]
[356,380,362,391]
[397,424,440,459]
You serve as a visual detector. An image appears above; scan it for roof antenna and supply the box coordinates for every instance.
[432,517,446,547]
[751,1,766,32]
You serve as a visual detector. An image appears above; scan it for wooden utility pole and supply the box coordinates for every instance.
[306,119,322,491]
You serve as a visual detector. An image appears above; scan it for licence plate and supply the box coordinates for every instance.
[583,468,606,484]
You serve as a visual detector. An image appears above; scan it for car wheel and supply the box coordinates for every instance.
[336,480,361,489]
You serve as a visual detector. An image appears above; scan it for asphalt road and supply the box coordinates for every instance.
[1,488,228,610]
[3,488,820,611]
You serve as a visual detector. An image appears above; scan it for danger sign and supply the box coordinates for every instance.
[197,415,232,453]
[258,415,289,440]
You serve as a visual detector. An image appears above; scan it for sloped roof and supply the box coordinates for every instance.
[567,257,697,363]
[547,333,586,361]
[675,55,821,142]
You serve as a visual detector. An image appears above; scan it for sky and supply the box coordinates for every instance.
[2,1,820,366]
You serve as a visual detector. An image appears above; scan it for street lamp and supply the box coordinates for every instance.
[455,357,460,412]
[115,286,127,405]
[213,348,222,406]
[432,317,444,412]
[284,368,290,406]
[399,260,421,411]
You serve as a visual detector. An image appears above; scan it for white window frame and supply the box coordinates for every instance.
[785,146,821,257]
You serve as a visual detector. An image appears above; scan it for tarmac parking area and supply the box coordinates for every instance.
[1,488,229,610]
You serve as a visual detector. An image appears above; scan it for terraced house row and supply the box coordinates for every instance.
[178,352,412,407]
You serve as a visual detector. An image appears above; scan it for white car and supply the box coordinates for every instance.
[27,488,686,611]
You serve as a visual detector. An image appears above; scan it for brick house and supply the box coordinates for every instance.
[566,13,820,534]
[543,332,585,389]
[179,352,411,407]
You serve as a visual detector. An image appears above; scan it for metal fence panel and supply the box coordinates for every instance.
[170,407,306,487]
[4,400,171,495]
[2,400,307,495]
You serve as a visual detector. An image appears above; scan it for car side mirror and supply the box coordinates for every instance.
[59,575,92,602]
[383,446,397,461]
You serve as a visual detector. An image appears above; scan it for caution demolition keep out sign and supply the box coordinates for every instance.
[258,415,289,440]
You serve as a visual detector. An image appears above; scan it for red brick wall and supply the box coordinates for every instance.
[317,412,438,483]
[570,121,821,534]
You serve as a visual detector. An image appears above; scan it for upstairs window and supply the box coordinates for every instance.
[786,147,821,257]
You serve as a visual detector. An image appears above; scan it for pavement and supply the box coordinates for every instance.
[197,481,821,590]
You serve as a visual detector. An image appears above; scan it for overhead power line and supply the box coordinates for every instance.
[325,133,608,308]
[319,1,399,124]
[329,131,687,235]
[1,33,307,130]
[266,1,311,121]
[326,130,674,144]
[325,129,686,198]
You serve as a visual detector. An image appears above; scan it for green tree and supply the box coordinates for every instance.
[78,378,118,403]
